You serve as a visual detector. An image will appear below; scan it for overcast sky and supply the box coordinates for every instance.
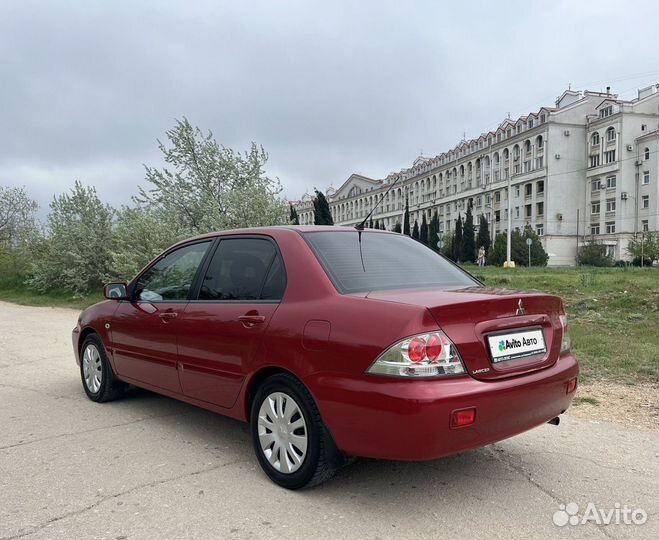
[2,0,658,215]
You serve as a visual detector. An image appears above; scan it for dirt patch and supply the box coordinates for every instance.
[568,380,659,430]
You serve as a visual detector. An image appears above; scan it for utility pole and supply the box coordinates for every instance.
[576,208,580,265]
[506,172,512,267]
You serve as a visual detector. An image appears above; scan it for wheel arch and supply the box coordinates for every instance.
[244,366,300,421]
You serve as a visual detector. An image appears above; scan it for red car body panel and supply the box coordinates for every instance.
[73,226,578,461]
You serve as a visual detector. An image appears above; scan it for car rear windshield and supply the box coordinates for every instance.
[304,231,478,294]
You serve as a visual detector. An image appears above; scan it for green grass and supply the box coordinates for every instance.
[465,264,659,383]
[0,275,101,310]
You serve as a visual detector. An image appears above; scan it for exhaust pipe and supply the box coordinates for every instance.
[547,416,560,426]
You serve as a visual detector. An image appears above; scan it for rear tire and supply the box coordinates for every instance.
[250,373,341,489]
[80,334,126,403]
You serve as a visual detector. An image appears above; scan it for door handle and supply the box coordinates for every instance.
[238,314,266,327]
[159,311,178,322]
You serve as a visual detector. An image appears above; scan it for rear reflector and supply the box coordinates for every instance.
[566,377,578,394]
[450,407,476,428]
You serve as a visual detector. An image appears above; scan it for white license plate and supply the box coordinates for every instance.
[487,328,546,363]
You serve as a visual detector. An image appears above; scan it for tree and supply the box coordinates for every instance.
[412,219,419,241]
[489,227,549,266]
[136,117,287,233]
[441,231,454,259]
[403,196,411,236]
[477,214,491,254]
[523,225,549,266]
[380,222,386,231]
[420,213,429,245]
[28,181,114,296]
[289,204,300,225]
[453,213,463,262]
[393,222,402,233]
[109,207,185,281]
[313,189,334,225]
[462,204,475,262]
[577,240,613,267]
[374,220,380,229]
[627,232,659,265]
[0,185,39,274]
[428,212,439,252]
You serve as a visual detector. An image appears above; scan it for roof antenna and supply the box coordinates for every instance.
[355,174,403,231]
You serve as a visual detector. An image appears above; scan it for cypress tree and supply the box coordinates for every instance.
[289,204,299,225]
[453,213,463,262]
[393,222,402,233]
[428,212,439,252]
[412,219,420,241]
[477,214,491,253]
[420,213,429,245]
[462,204,476,262]
[403,196,411,236]
[380,222,386,231]
[313,190,334,225]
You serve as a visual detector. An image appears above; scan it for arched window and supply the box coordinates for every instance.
[493,152,500,165]
[459,164,465,176]
[606,127,616,141]
[645,147,650,160]
[536,135,544,149]
[591,132,600,146]
[524,140,532,154]
[503,148,509,160]
[512,145,520,160]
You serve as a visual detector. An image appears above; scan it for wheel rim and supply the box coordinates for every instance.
[257,391,308,474]
[82,344,103,393]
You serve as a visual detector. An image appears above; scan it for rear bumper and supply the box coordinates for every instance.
[307,353,579,461]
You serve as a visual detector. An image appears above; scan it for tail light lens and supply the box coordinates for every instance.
[559,314,571,353]
[367,331,466,378]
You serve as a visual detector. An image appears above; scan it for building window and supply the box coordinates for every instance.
[591,132,600,146]
[515,207,520,218]
[642,195,649,209]
[606,199,616,212]
[645,147,651,160]
[591,179,601,191]
[605,127,616,141]
[591,202,600,214]
[494,191,501,203]
[641,124,647,131]
[643,171,650,185]
[606,222,615,234]
[536,135,544,149]
[536,202,544,216]
[642,220,649,232]
[537,180,544,193]
[600,106,613,118]
[495,210,501,222]
[529,118,534,128]
[535,156,544,169]
[540,114,546,123]
[476,196,482,206]
[515,186,520,198]
[525,204,532,218]
[604,150,616,164]
[525,183,532,197]
[606,245,615,258]
[606,176,616,189]
[536,224,544,236]
[591,224,600,235]
[524,160,531,172]
[589,155,600,168]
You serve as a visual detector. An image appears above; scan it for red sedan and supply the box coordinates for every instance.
[72,226,578,489]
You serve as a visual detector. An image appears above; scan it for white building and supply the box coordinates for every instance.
[293,84,659,265]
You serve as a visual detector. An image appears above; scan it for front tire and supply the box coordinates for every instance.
[250,373,340,489]
[80,334,126,403]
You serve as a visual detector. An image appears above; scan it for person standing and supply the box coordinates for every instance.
[477,246,486,267]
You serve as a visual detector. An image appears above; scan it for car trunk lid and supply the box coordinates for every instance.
[362,286,564,380]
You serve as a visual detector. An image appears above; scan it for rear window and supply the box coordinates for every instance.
[304,231,478,294]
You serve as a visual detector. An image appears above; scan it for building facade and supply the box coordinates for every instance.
[293,84,659,265]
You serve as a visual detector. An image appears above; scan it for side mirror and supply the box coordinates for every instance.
[103,282,129,300]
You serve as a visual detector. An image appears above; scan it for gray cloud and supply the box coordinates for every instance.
[1,0,658,214]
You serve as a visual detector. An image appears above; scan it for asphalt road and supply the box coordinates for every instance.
[0,301,657,540]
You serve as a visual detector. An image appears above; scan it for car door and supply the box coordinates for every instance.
[110,240,213,393]
[176,236,286,408]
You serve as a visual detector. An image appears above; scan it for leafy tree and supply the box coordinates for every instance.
[577,239,613,267]
[109,207,185,281]
[0,185,39,274]
[28,181,114,295]
[523,225,549,266]
[441,231,454,259]
[420,213,429,245]
[428,212,439,252]
[477,214,491,253]
[289,204,299,225]
[627,232,659,265]
[489,227,548,267]
[403,196,411,236]
[462,204,475,262]
[136,117,287,233]
[412,219,419,241]
[393,222,402,233]
[453,213,463,262]
[313,189,334,225]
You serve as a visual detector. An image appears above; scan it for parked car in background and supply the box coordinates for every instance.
[73,226,578,489]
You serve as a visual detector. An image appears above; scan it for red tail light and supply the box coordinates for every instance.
[450,407,476,428]
[425,334,443,362]
[566,377,578,394]
[408,337,426,363]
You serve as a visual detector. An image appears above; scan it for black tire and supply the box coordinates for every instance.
[79,334,126,403]
[250,373,342,489]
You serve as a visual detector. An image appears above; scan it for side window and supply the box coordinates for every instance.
[135,242,211,302]
[198,238,286,301]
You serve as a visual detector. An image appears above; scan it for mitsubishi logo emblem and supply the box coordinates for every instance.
[516,299,526,316]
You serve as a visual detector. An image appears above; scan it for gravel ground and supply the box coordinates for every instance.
[0,301,657,540]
